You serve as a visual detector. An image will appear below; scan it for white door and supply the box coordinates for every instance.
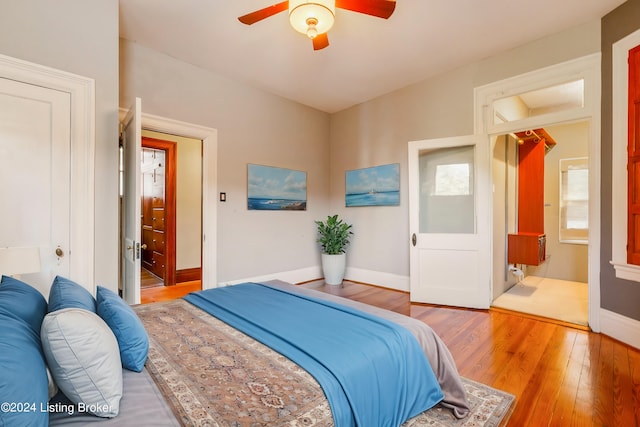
[0,78,71,295]
[408,135,491,308]
[121,98,142,304]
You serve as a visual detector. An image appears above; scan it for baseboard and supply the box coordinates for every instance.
[176,267,201,283]
[345,267,409,292]
[600,308,640,350]
[221,266,322,287]
[219,266,409,292]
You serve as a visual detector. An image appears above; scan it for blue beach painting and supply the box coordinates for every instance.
[345,163,400,207]
[247,164,307,211]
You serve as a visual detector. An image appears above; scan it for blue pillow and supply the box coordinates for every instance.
[48,276,96,313]
[0,312,49,426]
[96,286,149,372]
[0,275,47,334]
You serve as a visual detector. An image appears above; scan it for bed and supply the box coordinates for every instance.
[0,275,470,426]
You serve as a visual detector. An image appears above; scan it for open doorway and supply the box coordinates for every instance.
[140,130,202,294]
[474,55,601,329]
[491,122,589,327]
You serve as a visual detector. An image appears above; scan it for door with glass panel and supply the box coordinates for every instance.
[408,135,491,308]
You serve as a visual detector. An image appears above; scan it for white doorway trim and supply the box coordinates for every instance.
[0,53,95,289]
[119,109,219,289]
[141,113,218,290]
[474,53,601,332]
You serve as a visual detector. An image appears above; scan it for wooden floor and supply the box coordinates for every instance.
[140,268,164,289]
[140,280,201,304]
[140,279,640,426]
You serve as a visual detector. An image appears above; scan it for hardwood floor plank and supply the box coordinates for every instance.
[445,315,497,379]
[594,336,615,426]
[550,332,585,426]
[613,343,636,426]
[563,333,591,426]
[572,333,602,427]
[492,318,558,397]
[630,347,640,427]
[506,325,565,425]
[474,316,533,387]
[138,279,640,426]
[532,330,582,425]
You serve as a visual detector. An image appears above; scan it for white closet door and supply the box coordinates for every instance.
[0,77,71,294]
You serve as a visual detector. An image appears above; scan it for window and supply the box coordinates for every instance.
[419,145,475,234]
[434,163,471,196]
[559,158,588,243]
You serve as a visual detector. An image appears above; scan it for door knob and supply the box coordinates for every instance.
[411,233,417,247]
[55,247,64,257]
[140,244,148,250]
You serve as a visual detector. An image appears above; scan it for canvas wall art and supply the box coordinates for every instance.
[345,163,400,207]
[247,164,307,210]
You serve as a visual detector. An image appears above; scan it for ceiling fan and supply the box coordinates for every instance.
[238,0,396,51]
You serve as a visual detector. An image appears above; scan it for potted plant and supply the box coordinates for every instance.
[315,214,353,285]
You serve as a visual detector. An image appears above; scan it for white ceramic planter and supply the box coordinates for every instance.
[321,253,346,285]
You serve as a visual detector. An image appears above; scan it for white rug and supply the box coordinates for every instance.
[492,276,588,326]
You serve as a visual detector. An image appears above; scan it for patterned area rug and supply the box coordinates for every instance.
[406,378,514,427]
[134,299,514,426]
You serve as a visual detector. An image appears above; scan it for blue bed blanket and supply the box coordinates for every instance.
[184,283,443,427]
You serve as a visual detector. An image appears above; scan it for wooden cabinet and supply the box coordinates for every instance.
[508,129,555,266]
[508,233,546,266]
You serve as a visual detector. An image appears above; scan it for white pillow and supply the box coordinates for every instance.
[46,367,58,400]
[41,308,122,417]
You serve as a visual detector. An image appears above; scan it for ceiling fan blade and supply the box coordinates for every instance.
[311,33,329,50]
[312,33,330,50]
[335,0,396,19]
[238,1,288,25]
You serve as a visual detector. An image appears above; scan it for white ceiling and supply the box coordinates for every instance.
[119,0,625,113]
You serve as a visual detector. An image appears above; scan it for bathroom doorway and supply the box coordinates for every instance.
[491,122,589,327]
[475,54,600,329]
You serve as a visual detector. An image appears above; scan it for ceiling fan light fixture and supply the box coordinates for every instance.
[289,0,335,39]
[306,18,319,39]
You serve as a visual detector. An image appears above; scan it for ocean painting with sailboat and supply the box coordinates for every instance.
[247,164,307,211]
[345,163,400,207]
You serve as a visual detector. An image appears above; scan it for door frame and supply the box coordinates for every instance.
[0,53,95,290]
[474,53,601,331]
[119,109,218,290]
[141,137,177,287]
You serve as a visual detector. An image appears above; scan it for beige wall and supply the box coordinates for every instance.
[0,0,120,291]
[120,40,330,283]
[142,130,202,271]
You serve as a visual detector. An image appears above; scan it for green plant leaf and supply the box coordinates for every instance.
[315,214,353,255]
